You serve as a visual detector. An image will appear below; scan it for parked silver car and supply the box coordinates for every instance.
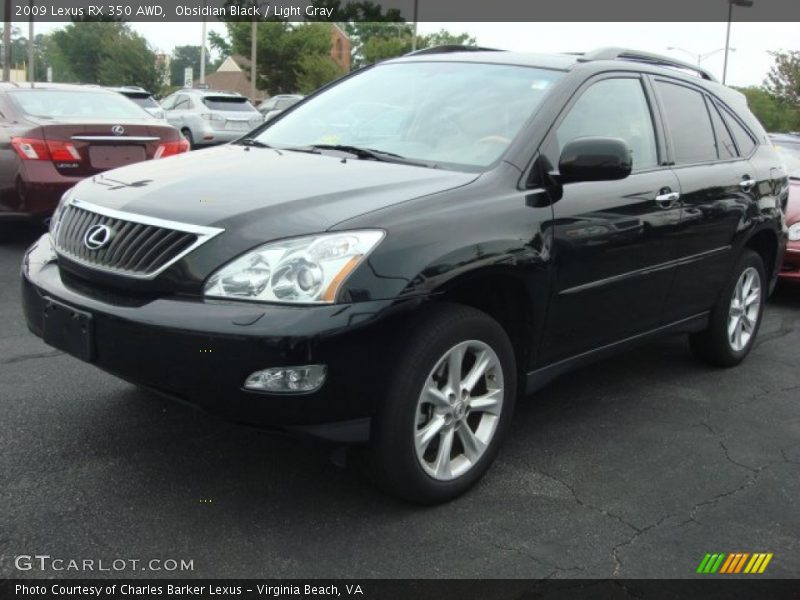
[257,94,304,121]
[161,89,263,148]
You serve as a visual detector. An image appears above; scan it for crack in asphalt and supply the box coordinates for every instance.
[780,448,800,466]
[718,440,761,473]
[0,350,62,365]
[535,466,642,535]
[753,314,796,350]
[480,534,584,578]
[611,512,677,578]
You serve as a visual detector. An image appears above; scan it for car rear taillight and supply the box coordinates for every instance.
[11,137,81,162]
[47,141,82,161]
[154,139,190,159]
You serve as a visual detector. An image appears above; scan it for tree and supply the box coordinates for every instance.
[420,29,477,48]
[170,45,202,87]
[46,21,164,92]
[764,50,800,106]
[735,86,800,133]
[0,26,49,80]
[221,21,334,94]
[296,54,346,94]
[360,28,477,66]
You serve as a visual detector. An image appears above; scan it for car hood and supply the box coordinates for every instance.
[72,144,479,239]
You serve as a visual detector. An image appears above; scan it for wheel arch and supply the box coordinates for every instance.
[430,267,541,378]
[742,226,779,283]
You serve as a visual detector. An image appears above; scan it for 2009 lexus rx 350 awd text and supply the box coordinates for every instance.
[22,47,788,504]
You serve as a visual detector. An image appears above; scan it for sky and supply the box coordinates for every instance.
[31,21,799,88]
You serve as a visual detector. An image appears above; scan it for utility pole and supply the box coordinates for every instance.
[411,0,419,51]
[27,0,34,83]
[723,0,753,85]
[200,17,207,84]
[3,0,11,81]
[250,20,257,101]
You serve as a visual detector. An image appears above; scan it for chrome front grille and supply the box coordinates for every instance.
[54,198,224,279]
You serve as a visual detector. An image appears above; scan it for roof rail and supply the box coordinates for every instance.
[577,47,717,82]
[405,45,504,56]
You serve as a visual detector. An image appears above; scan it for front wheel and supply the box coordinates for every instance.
[366,303,517,504]
[689,249,766,367]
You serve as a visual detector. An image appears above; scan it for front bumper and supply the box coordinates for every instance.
[21,235,412,442]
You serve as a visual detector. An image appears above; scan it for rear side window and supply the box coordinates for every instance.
[656,81,717,164]
[173,95,192,110]
[718,104,757,156]
[556,78,658,170]
[707,100,737,159]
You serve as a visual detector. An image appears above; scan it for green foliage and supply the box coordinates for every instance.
[735,86,800,133]
[170,46,202,87]
[223,21,334,94]
[360,27,477,66]
[296,54,346,94]
[0,26,48,80]
[764,50,800,106]
[45,22,163,93]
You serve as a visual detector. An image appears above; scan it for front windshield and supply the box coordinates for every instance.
[774,140,800,179]
[256,61,564,169]
[9,90,150,119]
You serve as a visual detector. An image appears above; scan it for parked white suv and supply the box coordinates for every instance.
[161,89,263,148]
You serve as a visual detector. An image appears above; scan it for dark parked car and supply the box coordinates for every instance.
[0,83,188,224]
[105,86,165,120]
[21,48,787,504]
[770,133,800,282]
[257,94,304,121]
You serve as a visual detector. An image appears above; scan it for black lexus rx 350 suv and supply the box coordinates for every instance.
[22,47,788,504]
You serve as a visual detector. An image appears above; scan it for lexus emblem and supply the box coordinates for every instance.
[83,224,113,250]
[111,125,125,136]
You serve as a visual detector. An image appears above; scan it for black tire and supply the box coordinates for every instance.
[181,128,194,149]
[689,249,766,367]
[365,303,517,505]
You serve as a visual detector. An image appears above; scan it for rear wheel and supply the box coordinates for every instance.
[366,304,516,504]
[690,249,766,367]
[181,128,194,149]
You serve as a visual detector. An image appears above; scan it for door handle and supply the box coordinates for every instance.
[740,176,756,191]
[655,191,680,208]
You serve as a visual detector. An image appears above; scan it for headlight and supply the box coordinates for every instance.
[203,230,384,304]
[789,222,800,242]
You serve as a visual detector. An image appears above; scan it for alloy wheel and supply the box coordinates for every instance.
[728,266,761,352]
[414,340,504,481]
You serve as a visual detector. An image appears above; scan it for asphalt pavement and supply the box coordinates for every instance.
[1,225,799,579]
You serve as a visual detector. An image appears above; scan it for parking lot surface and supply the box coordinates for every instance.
[2,226,799,579]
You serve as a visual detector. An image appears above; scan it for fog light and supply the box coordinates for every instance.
[244,365,327,393]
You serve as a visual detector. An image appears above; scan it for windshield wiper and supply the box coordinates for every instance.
[236,138,272,149]
[306,144,433,168]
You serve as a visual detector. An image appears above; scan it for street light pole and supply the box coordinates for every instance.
[27,0,34,83]
[411,0,418,52]
[200,17,207,84]
[667,46,733,66]
[3,0,11,82]
[250,20,257,101]
[722,0,753,85]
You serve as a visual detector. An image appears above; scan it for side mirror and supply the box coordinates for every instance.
[558,137,632,184]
